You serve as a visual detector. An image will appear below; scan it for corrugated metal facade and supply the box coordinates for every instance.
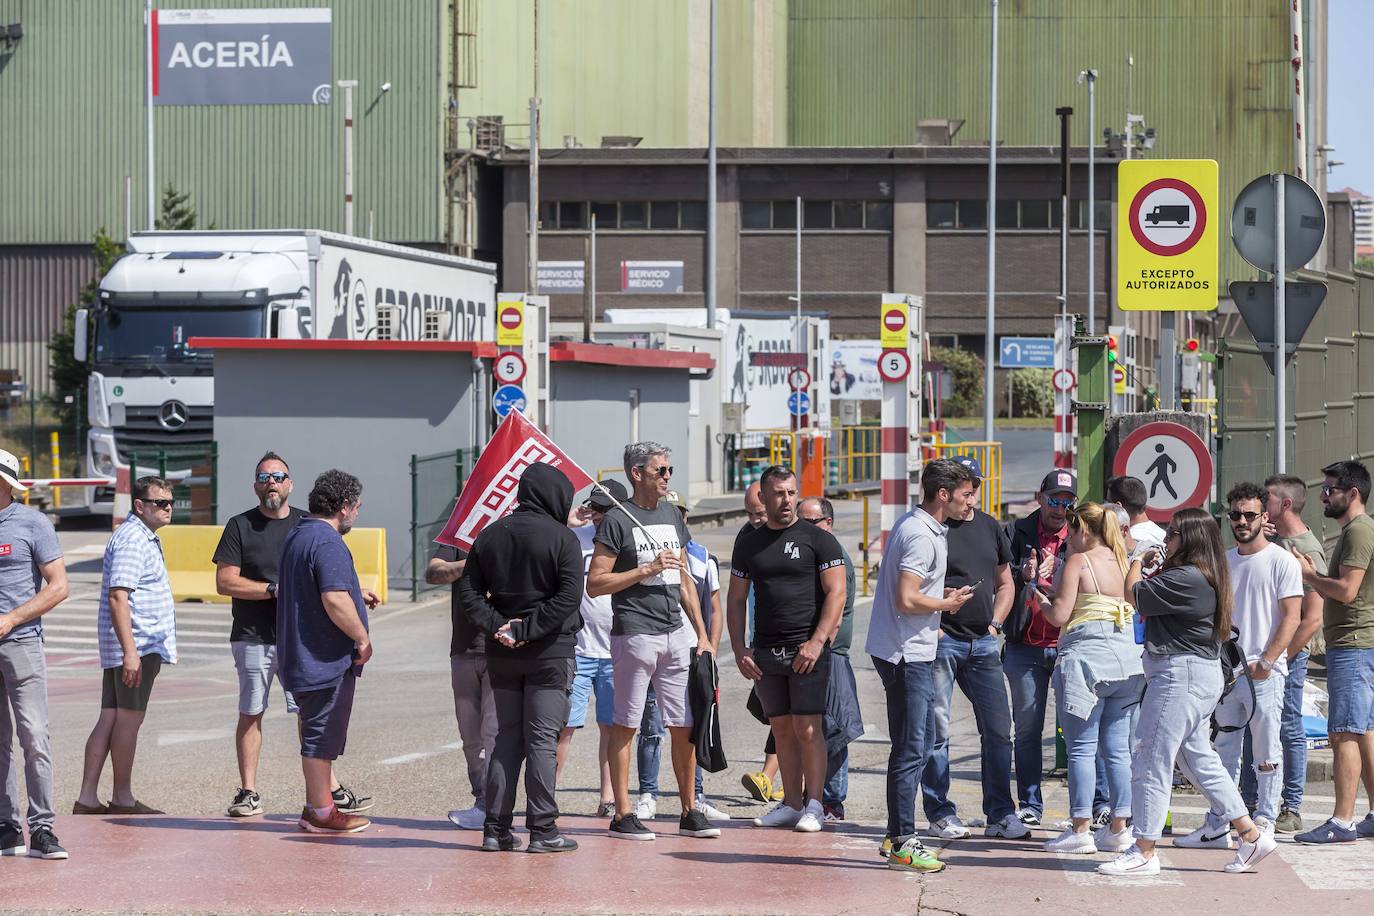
[0,247,98,397]
[787,0,1297,288]
[0,0,446,245]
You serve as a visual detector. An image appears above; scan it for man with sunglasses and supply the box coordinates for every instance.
[1293,460,1374,844]
[74,476,178,817]
[1176,482,1302,850]
[1003,469,1077,826]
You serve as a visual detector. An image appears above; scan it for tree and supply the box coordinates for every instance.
[155,183,198,230]
[929,345,985,417]
[1008,368,1055,418]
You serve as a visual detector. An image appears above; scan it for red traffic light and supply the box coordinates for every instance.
[1107,335,1119,350]
[1184,338,1200,352]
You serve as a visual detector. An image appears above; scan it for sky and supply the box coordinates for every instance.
[1328,0,1371,196]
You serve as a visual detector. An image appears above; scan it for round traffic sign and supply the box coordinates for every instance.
[877,348,911,383]
[787,391,810,416]
[499,306,522,330]
[1113,365,1126,384]
[882,307,907,335]
[493,351,527,385]
[1230,173,1326,274]
[788,368,812,391]
[1052,368,1077,392]
[491,384,527,418]
[1128,177,1208,257]
[1112,420,1213,523]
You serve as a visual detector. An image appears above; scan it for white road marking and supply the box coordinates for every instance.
[158,727,236,746]
[1277,840,1374,890]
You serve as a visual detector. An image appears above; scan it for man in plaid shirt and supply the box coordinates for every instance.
[73,476,177,816]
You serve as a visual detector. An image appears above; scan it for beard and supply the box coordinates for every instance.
[339,521,353,536]
[1324,495,1348,518]
[262,492,283,511]
[1232,525,1259,543]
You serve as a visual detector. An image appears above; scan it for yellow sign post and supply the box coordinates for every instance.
[495,293,525,346]
[1117,159,1219,311]
[879,294,909,349]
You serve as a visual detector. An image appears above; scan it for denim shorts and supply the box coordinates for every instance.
[567,655,614,728]
[1326,647,1374,735]
[231,641,298,716]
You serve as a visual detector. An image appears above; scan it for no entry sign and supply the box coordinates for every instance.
[495,294,525,346]
[1118,160,1218,311]
[880,294,909,349]
[1112,420,1213,523]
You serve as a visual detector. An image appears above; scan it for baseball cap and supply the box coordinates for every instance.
[584,479,628,511]
[663,490,687,510]
[1039,469,1077,496]
[0,449,28,493]
[954,455,983,479]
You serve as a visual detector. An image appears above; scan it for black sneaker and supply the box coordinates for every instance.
[1016,810,1041,827]
[608,813,655,841]
[1092,809,1111,829]
[27,827,67,860]
[679,808,722,838]
[480,832,523,852]
[227,788,264,818]
[527,834,579,853]
[332,785,374,814]
[0,824,24,856]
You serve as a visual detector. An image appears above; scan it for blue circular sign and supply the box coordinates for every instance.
[787,391,810,415]
[492,384,527,418]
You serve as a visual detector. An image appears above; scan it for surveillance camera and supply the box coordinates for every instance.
[381,82,392,93]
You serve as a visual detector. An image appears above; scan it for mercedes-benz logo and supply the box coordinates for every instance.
[158,400,189,430]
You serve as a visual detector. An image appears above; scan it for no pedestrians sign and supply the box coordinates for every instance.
[1118,160,1219,311]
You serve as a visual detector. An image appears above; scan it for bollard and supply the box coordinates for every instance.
[20,456,30,506]
[49,431,61,509]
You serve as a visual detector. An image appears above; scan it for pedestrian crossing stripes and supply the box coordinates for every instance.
[37,599,234,666]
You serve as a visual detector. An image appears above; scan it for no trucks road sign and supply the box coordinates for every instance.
[1118,160,1219,311]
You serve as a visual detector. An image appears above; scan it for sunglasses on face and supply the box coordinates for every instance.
[1227,510,1262,522]
[640,465,673,479]
[801,515,830,525]
[255,471,289,484]
[1322,484,1347,496]
[1046,497,1076,509]
[140,498,174,510]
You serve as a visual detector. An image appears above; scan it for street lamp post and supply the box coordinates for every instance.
[984,0,999,445]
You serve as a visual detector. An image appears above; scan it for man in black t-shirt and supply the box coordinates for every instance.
[213,451,369,819]
[728,466,846,833]
[919,456,1028,840]
[427,539,497,831]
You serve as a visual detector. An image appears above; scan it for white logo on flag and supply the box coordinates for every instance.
[455,440,567,544]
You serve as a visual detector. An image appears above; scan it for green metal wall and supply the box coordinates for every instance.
[454,0,786,150]
[787,0,1295,288]
[0,0,446,245]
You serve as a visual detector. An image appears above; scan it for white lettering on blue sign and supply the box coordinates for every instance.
[167,36,296,69]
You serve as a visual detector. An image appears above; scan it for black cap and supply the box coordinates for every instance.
[1038,469,1078,496]
[585,479,628,510]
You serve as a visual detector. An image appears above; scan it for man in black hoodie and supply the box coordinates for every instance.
[457,463,584,853]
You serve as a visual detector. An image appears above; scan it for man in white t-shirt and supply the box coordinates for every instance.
[1106,475,1166,559]
[1178,482,1303,849]
[555,480,627,816]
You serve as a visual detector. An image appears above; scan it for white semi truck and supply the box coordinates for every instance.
[74,230,497,514]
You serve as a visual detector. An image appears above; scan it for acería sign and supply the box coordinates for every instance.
[620,261,684,294]
[154,8,333,106]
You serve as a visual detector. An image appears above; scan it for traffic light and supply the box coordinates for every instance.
[1107,334,1119,363]
[1183,338,1200,352]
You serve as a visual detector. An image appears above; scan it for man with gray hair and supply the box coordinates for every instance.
[588,442,715,842]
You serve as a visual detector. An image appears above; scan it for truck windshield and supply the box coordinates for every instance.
[94,306,262,364]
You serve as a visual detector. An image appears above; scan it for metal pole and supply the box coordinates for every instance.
[1290,1,1306,181]
[1159,312,1176,408]
[1057,106,1073,339]
[338,80,357,235]
[984,0,998,444]
[1080,69,1097,333]
[795,196,802,352]
[145,0,155,230]
[528,1,540,293]
[706,0,717,329]
[1275,172,1286,473]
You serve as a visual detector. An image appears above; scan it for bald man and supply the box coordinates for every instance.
[743,483,766,532]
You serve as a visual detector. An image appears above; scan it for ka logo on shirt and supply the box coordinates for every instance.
[782,541,800,560]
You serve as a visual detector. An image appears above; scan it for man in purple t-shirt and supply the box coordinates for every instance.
[277,470,379,835]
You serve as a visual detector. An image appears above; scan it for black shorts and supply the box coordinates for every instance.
[100,654,163,711]
[754,644,831,718]
[295,668,358,761]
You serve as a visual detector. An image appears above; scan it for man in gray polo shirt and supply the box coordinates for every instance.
[866,458,976,874]
[0,448,70,860]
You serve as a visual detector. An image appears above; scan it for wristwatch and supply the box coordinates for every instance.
[990,620,1005,634]
[266,582,278,598]
[1257,656,1274,672]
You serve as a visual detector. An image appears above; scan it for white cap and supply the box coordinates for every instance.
[0,448,28,492]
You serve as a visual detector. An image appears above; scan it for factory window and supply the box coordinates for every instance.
[650,201,680,229]
[866,201,893,229]
[679,201,707,230]
[742,200,895,230]
[591,201,618,228]
[957,199,987,230]
[558,201,587,229]
[996,199,1019,228]
[772,200,798,229]
[742,201,771,229]
[1021,199,1053,228]
[834,200,864,229]
[619,201,648,229]
[928,201,957,228]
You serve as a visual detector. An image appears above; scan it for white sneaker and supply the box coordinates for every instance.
[447,805,486,830]
[697,797,732,822]
[1224,829,1277,874]
[1173,823,1234,849]
[1098,845,1161,876]
[985,813,1031,839]
[1094,824,1135,853]
[931,815,972,839]
[794,800,824,833]
[1252,816,1275,835]
[1045,826,1098,854]
[634,793,658,821]
[753,802,803,828]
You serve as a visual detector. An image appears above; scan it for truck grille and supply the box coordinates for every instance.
[114,406,214,462]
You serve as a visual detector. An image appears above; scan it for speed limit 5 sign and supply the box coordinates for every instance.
[878,348,911,383]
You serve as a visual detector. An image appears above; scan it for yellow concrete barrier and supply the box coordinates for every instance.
[160,525,389,606]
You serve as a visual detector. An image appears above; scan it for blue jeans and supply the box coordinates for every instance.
[823,749,848,809]
[1002,641,1057,817]
[921,634,1016,823]
[1060,675,1139,820]
[872,655,934,842]
[636,686,703,798]
[1242,649,1309,811]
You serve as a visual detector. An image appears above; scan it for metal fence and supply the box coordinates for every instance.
[410,447,480,601]
[1217,266,1373,543]
[128,443,218,525]
[0,388,88,509]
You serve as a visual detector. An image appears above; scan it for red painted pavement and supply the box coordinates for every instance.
[8,816,1368,913]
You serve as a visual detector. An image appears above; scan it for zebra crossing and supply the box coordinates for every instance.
[39,589,234,668]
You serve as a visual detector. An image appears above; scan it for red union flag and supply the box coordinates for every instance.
[435,411,593,549]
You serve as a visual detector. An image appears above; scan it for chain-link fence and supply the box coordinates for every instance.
[0,388,87,509]
[128,444,218,525]
[410,447,481,601]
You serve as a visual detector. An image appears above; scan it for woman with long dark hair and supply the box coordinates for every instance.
[1099,508,1277,876]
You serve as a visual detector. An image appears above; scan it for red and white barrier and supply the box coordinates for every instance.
[17,478,116,488]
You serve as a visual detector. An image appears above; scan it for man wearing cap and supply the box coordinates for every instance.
[0,449,69,860]
[921,457,1028,840]
[1003,468,1077,826]
[556,479,628,818]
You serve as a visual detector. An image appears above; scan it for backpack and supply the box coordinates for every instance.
[1210,627,1257,740]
